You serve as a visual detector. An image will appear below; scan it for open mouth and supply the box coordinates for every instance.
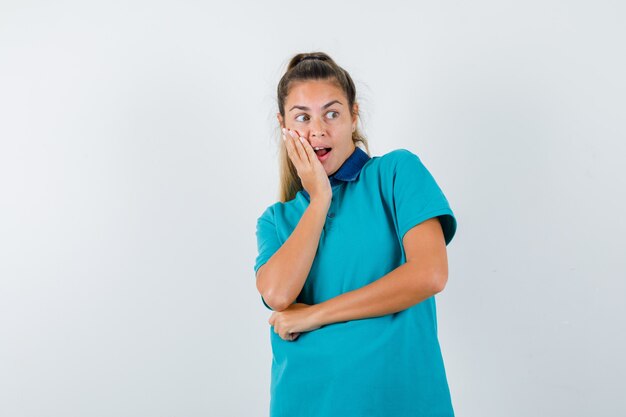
[314,148,332,157]
[314,148,332,161]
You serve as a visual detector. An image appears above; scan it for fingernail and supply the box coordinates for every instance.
[299,137,306,143]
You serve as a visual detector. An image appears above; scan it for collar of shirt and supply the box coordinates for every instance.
[301,146,371,201]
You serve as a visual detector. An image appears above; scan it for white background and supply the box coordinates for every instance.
[1,1,624,416]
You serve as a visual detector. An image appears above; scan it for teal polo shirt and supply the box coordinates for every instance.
[254,146,458,417]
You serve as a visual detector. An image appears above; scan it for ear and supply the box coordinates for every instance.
[277,112,285,128]
[351,103,359,130]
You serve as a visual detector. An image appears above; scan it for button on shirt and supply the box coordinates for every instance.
[254,147,458,417]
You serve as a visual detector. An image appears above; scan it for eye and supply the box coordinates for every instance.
[295,114,309,122]
[326,111,339,119]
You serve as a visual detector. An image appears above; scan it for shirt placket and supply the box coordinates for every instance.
[324,184,341,231]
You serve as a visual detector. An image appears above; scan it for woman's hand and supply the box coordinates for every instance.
[268,302,322,342]
[282,128,332,203]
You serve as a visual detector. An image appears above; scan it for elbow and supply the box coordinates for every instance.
[408,261,448,295]
[257,267,292,311]
[261,290,292,312]
[431,271,448,294]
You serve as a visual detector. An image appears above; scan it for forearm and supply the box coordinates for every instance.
[310,261,444,326]
[258,198,330,310]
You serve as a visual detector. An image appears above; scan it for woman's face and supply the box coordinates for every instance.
[278,79,358,177]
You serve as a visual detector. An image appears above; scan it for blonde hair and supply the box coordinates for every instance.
[275,52,370,202]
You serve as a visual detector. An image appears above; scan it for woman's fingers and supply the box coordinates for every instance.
[288,129,309,164]
[272,323,296,342]
[285,331,300,341]
[299,135,318,164]
[283,128,303,171]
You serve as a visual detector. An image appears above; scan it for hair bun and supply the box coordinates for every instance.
[286,52,333,71]
[300,54,327,62]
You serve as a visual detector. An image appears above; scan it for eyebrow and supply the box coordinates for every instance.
[289,100,343,112]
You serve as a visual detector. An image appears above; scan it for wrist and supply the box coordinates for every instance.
[310,302,328,328]
[309,196,331,211]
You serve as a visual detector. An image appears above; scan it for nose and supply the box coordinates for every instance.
[310,118,325,138]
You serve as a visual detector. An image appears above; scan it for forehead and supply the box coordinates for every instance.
[286,79,346,104]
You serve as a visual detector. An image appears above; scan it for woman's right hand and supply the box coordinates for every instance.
[283,128,332,203]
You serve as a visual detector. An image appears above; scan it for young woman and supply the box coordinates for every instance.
[254,52,458,417]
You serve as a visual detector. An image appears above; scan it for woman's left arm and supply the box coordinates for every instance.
[310,217,449,328]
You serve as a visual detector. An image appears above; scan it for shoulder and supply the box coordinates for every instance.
[375,148,425,173]
[256,201,281,223]
[359,149,425,182]
[382,148,418,159]
[256,196,303,224]
[380,148,421,162]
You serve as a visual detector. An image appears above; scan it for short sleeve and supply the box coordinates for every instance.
[392,149,457,245]
[254,205,282,310]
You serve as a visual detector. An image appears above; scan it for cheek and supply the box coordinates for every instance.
[339,126,354,139]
